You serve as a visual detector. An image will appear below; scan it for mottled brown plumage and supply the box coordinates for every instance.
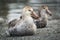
[35,5,52,28]
[6,6,37,36]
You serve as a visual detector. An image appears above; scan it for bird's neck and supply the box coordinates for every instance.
[22,14,31,20]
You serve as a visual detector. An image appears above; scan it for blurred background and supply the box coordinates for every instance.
[0,0,60,40]
[0,0,60,19]
[0,0,60,23]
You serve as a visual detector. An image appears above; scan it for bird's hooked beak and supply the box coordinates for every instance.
[46,9,52,16]
[31,11,39,19]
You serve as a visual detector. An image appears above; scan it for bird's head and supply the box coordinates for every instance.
[22,6,34,16]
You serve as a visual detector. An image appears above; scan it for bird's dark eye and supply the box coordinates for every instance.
[28,10,31,11]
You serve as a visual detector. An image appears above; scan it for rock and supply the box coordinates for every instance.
[0,17,4,24]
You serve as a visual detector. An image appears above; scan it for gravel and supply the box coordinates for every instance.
[0,19,60,40]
